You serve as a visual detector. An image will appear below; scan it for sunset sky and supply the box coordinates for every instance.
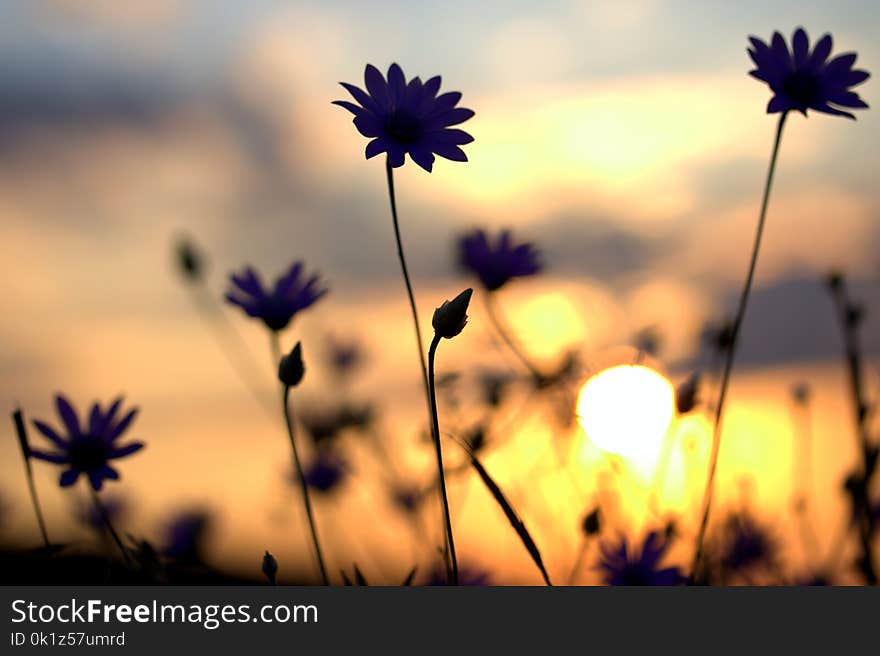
[1,1,878,583]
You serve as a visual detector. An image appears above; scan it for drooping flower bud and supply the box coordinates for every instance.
[278,342,305,387]
[432,288,473,339]
[675,373,700,414]
[262,550,278,585]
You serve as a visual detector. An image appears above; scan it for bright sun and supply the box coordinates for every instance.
[577,364,675,462]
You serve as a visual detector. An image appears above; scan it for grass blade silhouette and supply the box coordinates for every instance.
[469,453,552,586]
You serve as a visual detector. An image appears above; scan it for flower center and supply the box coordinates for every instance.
[385,110,422,144]
[67,435,110,472]
[782,71,821,107]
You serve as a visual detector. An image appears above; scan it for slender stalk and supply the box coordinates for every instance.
[483,292,545,382]
[282,386,330,585]
[427,334,459,584]
[827,279,877,584]
[12,409,51,550]
[90,487,132,566]
[270,331,282,371]
[385,158,433,421]
[690,112,788,579]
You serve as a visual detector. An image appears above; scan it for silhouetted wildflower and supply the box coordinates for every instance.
[748,28,870,119]
[225,263,327,332]
[478,370,514,407]
[262,550,278,585]
[458,229,541,292]
[163,510,211,563]
[597,531,684,585]
[676,373,700,414]
[791,382,811,405]
[702,320,735,355]
[299,403,374,448]
[334,63,475,172]
[278,342,305,387]
[633,327,661,358]
[324,335,363,378]
[30,395,145,491]
[390,484,423,515]
[76,495,127,532]
[720,513,778,574]
[426,565,490,586]
[432,288,473,339]
[300,453,347,494]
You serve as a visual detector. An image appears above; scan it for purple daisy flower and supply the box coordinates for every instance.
[299,453,347,494]
[163,510,211,563]
[748,27,870,119]
[225,262,328,332]
[458,229,542,292]
[29,394,145,491]
[333,63,475,172]
[720,513,778,573]
[597,531,685,586]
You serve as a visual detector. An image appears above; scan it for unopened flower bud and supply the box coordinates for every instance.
[675,373,700,414]
[791,382,810,405]
[432,288,473,339]
[581,507,601,537]
[262,550,278,585]
[278,342,305,387]
[826,270,844,292]
[175,236,204,282]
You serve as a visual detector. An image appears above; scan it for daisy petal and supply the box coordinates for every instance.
[55,395,81,438]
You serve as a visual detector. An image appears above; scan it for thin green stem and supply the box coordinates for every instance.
[483,292,545,382]
[90,487,132,567]
[385,158,433,427]
[282,386,330,585]
[427,334,459,585]
[690,111,788,580]
[12,409,51,550]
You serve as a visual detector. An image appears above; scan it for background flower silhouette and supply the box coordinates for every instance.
[225,263,328,332]
[459,229,542,292]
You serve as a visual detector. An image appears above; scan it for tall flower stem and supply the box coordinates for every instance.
[427,334,459,584]
[385,158,433,424]
[827,279,877,584]
[12,409,51,550]
[483,292,544,382]
[282,386,329,585]
[90,488,132,566]
[269,331,282,370]
[690,111,788,579]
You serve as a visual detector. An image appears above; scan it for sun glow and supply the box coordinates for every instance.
[576,365,675,465]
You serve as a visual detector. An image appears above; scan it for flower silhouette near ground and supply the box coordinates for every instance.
[30,395,145,491]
